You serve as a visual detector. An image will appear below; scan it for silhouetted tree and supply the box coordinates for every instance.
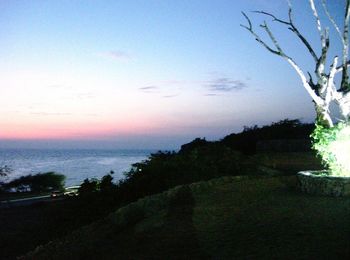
[5,172,65,192]
[78,178,99,196]
[100,174,115,194]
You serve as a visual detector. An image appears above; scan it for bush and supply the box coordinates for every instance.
[78,173,117,198]
[5,172,66,192]
[78,178,99,197]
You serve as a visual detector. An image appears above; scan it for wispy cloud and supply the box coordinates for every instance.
[207,78,248,92]
[98,50,131,61]
[75,92,95,99]
[162,94,179,98]
[139,86,159,93]
[30,112,72,116]
[47,84,72,90]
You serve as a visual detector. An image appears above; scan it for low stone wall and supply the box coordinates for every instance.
[297,171,350,197]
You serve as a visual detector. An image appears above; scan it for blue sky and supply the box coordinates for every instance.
[0,0,345,149]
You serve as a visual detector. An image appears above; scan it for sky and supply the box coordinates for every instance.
[0,0,345,149]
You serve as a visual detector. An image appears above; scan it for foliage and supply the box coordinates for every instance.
[100,173,115,193]
[311,122,350,176]
[5,172,65,192]
[78,178,100,196]
[117,145,244,203]
[0,165,13,193]
[0,165,12,177]
[78,172,117,198]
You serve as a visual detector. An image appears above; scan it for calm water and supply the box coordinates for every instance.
[0,149,154,186]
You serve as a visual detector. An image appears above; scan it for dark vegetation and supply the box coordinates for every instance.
[0,119,323,259]
[0,165,12,193]
[0,165,12,177]
[221,118,314,154]
[2,172,66,193]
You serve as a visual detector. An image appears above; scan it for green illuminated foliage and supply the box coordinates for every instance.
[311,122,350,176]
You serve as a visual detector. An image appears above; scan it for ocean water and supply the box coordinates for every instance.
[0,149,154,186]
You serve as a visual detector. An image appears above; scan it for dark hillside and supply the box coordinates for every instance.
[24,176,350,259]
[220,119,314,154]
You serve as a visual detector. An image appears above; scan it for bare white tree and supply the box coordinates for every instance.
[241,0,350,128]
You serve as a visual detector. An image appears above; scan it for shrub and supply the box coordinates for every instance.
[5,172,65,192]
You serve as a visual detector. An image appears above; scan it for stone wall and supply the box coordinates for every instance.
[297,171,350,197]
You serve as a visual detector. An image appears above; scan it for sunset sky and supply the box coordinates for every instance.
[0,0,345,149]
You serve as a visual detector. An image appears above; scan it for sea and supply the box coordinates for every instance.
[0,149,155,187]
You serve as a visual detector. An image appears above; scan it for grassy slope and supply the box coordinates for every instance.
[24,175,350,259]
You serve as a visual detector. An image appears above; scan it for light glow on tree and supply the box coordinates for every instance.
[312,123,350,176]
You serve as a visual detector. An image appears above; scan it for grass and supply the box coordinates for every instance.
[22,175,350,259]
[192,176,350,258]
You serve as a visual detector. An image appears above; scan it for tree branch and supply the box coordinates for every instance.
[287,7,319,63]
[286,58,324,107]
[321,0,343,41]
[253,8,318,63]
[307,71,317,91]
[309,0,323,37]
[340,0,350,92]
[260,21,285,55]
[241,11,324,107]
[320,56,338,100]
[314,27,330,90]
[252,11,290,25]
[336,60,350,73]
[240,12,281,56]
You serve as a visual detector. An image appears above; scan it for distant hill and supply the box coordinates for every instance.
[180,119,314,155]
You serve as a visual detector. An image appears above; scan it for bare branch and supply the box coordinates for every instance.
[241,11,323,106]
[240,12,281,56]
[309,0,323,36]
[336,60,350,73]
[340,0,350,92]
[321,0,343,41]
[241,12,252,30]
[307,71,317,90]
[254,8,318,62]
[315,28,330,87]
[287,7,318,62]
[309,0,329,81]
[260,21,285,55]
[328,56,339,95]
[252,11,290,25]
[286,58,324,107]
[320,56,338,96]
